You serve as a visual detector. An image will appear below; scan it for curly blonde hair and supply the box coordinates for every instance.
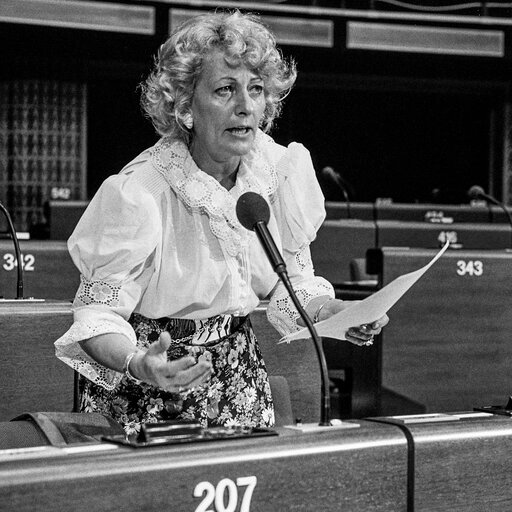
[140,10,297,142]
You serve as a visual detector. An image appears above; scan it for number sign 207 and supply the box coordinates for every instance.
[194,476,257,512]
[456,260,483,276]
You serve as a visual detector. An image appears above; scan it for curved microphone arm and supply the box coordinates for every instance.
[483,194,512,248]
[469,186,512,249]
[277,270,332,427]
[322,167,352,219]
[0,201,24,299]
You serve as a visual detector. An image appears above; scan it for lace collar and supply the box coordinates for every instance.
[150,131,278,257]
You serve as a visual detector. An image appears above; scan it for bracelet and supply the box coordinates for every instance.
[313,298,334,323]
[123,351,143,385]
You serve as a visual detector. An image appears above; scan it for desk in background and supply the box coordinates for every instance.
[376,220,512,249]
[0,241,79,301]
[311,219,376,285]
[367,247,512,413]
[0,301,323,426]
[325,201,495,223]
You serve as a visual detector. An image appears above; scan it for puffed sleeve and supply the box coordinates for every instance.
[266,142,335,336]
[54,173,161,389]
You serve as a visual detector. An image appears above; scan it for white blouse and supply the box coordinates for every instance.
[55,131,334,388]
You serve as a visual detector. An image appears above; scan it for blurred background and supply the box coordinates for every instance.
[1,0,511,235]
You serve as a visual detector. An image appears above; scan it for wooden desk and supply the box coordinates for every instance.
[325,201,375,221]
[373,412,512,511]
[375,203,491,223]
[311,219,377,284]
[368,247,512,413]
[0,301,76,421]
[0,421,408,511]
[376,220,511,249]
[0,241,79,301]
[0,301,322,426]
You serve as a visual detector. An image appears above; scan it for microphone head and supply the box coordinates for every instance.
[236,191,270,231]
[468,185,485,199]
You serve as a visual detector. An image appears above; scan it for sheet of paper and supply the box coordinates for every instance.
[280,240,450,343]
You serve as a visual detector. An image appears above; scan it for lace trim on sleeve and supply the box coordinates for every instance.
[75,275,121,307]
[295,246,313,272]
[266,277,334,337]
[55,317,137,391]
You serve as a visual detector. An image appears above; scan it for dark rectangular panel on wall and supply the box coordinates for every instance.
[0,0,155,34]
[347,21,505,57]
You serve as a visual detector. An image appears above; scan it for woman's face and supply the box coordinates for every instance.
[190,49,266,172]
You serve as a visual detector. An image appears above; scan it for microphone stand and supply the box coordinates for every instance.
[0,200,24,299]
[322,167,352,219]
[253,221,332,427]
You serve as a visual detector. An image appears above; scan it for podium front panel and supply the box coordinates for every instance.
[0,422,408,512]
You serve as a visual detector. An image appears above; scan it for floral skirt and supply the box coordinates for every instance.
[79,313,275,436]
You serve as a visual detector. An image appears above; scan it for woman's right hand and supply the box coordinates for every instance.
[131,332,213,392]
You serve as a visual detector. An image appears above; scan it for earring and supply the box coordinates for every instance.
[183,113,193,130]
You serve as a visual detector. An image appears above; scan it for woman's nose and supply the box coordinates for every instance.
[234,89,254,115]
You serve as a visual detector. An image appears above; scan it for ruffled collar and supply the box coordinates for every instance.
[150,130,278,257]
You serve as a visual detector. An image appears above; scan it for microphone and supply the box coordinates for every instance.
[236,191,332,427]
[468,185,512,248]
[322,166,352,219]
[0,200,24,299]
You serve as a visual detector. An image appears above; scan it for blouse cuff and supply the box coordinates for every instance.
[266,276,335,337]
[54,308,137,390]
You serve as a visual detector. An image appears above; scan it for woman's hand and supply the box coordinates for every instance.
[131,332,213,392]
[315,298,389,347]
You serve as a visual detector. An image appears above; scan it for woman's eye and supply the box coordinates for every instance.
[216,85,233,96]
[250,85,264,96]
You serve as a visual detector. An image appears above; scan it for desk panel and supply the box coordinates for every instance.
[376,220,511,249]
[311,219,376,284]
[371,247,512,413]
[0,302,321,426]
[374,412,512,512]
[325,201,375,221]
[0,422,408,512]
[0,301,75,421]
[375,203,491,223]
[0,241,79,300]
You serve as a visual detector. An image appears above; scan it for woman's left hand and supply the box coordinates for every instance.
[345,316,388,346]
[314,298,389,347]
